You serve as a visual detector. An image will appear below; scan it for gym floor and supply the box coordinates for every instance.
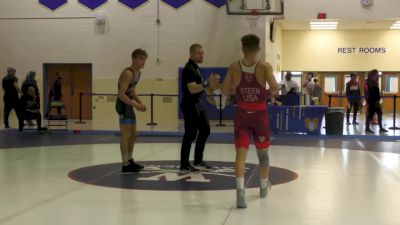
[0,126,399,225]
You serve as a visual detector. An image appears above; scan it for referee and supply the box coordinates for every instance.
[180,44,217,173]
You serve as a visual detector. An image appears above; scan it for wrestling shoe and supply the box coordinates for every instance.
[260,181,272,198]
[236,189,247,209]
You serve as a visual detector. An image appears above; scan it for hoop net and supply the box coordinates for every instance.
[245,10,260,30]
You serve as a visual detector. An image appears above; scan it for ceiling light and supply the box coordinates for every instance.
[390,21,400,29]
[310,27,337,30]
[310,21,338,25]
[310,21,338,30]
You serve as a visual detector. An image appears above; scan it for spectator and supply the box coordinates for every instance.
[365,69,387,133]
[311,78,322,105]
[345,73,361,125]
[22,71,39,96]
[2,67,23,129]
[280,72,300,95]
[19,86,43,134]
[22,71,40,126]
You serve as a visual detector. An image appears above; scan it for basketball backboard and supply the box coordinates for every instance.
[226,0,284,15]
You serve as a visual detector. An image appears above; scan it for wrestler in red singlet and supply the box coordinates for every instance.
[234,60,270,150]
[221,34,278,209]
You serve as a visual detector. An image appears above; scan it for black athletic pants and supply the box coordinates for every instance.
[346,101,360,122]
[3,98,23,128]
[180,103,210,168]
[366,102,384,129]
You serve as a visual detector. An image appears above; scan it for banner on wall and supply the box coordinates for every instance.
[162,0,191,9]
[178,67,236,120]
[78,0,107,10]
[204,0,225,8]
[119,0,148,10]
[39,0,224,11]
[39,0,67,10]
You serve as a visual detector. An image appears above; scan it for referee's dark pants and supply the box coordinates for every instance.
[180,103,210,168]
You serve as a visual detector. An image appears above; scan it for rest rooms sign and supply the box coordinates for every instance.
[337,47,387,54]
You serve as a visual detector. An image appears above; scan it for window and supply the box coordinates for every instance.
[385,75,399,93]
[344,75,351,95]
[324,76,337,93]
[344,75,351,87]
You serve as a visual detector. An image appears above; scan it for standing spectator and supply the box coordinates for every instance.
[345,73,361,125]
[280,72,300,95]
[52,73,62,101]
[2,67,23,128]
[303,72,314,105]
[311,78,322,105]
[364,75,378,125]
[302,72,315,95]
[365,69,388,133]
[49,73,63,115]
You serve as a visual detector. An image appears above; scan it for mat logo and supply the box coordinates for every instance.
[138,171,211,182]
[137,164,237,183]
[68,160,297,191]
[69,161,257,191]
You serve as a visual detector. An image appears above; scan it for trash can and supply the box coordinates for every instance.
[325,107,345,135]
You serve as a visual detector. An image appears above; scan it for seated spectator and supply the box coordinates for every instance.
[19,86,43,133]
[21,71,40,126]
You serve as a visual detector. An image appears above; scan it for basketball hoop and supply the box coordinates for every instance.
[245,10,260,30]
[226,0,284,16]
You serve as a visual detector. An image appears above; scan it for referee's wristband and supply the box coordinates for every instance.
[201,80,209,88]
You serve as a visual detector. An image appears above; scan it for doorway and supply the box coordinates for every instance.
[43,64,92,120]
[320,72,344,107]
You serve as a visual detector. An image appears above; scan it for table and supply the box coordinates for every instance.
[268,106,328,134]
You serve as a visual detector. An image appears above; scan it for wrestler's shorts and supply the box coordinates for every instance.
[234,108,270,149]
[115,99,136,125]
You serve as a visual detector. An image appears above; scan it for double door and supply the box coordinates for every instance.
[43,64,92,119]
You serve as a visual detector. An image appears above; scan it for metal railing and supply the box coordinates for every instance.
[77,92,227,126]
[328,94,400,130]
[77,92,400,131]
